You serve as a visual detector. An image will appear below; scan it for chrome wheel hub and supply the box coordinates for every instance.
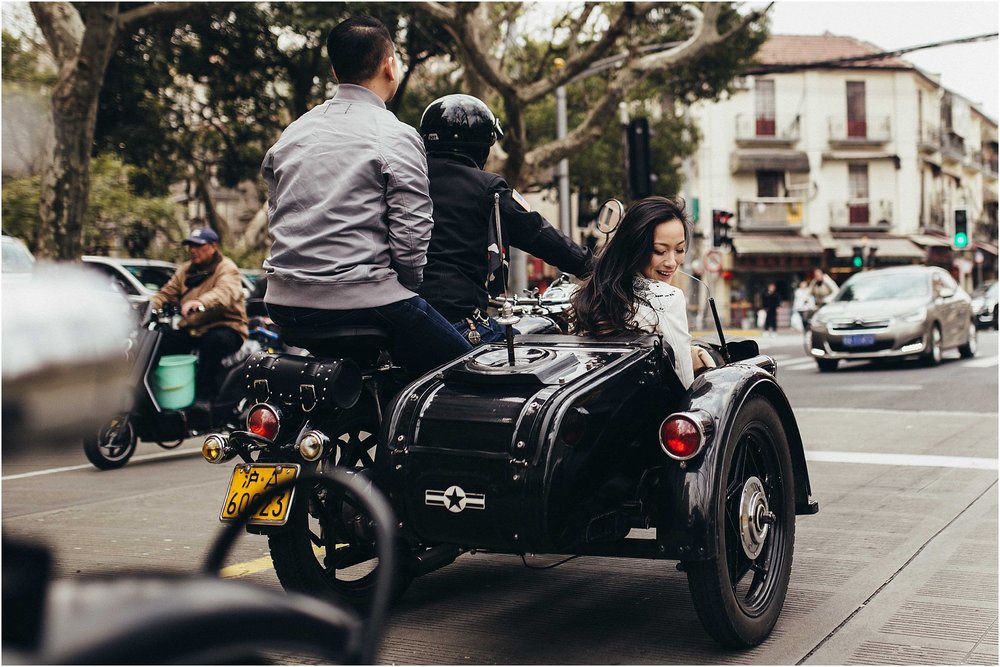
[739,476,774,559]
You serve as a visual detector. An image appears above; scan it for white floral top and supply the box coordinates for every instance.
[630,275,694,388]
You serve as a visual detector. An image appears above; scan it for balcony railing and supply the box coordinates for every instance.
[734,114,800,145]
[924,204,946,234]
[919,123,940,152]
[737,198,806,230]
[829,199,893,230]
[941,131,965,161]
[828,116,891,144]
[982,153,999,179]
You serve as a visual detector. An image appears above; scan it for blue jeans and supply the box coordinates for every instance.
[267,297,471,375]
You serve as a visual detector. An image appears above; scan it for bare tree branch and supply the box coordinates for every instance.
[118,2,200,30]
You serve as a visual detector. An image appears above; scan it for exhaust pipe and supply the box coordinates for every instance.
[406,544,463,576]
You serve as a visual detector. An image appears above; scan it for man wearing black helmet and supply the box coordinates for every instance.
[418,94,593,344]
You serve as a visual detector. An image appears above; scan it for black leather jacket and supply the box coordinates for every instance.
[419,153,593,322]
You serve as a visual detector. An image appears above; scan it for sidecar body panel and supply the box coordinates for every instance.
[380,334,815,559]
[382,335,674,553]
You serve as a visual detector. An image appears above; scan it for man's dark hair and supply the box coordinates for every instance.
[326,16,394,84]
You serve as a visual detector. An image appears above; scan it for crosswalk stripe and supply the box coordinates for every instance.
[959,356,998,368]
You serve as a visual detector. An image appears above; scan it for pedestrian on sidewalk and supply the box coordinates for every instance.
[762,282,780,336]
[792,280,815,331]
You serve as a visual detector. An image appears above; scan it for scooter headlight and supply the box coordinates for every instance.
[296,430,329,462]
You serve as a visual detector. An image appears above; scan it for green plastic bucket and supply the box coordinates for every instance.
[154,354,198,410]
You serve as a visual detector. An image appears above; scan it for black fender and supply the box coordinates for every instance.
[653,356,817,561]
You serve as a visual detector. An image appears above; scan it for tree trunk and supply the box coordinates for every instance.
[32,3,120,259]
[194,170,231,246]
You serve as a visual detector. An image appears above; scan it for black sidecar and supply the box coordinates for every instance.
[377,332,818,648]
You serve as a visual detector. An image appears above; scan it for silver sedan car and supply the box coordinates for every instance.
[808,266,977,372]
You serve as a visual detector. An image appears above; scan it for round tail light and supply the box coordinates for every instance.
[247,404,280,440]
[659,413,706,461]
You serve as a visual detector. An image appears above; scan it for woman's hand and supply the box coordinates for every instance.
[691,345,718,374]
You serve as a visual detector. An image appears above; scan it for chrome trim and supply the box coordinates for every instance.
[246,402,281,440]
[202,433,233,464]
[658,409,714,461]
[296,429,329,462]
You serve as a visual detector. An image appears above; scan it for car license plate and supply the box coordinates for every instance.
[220,463,300,525]
[843,334,875,347]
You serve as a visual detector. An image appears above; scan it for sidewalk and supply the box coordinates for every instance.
[803,485,998,665]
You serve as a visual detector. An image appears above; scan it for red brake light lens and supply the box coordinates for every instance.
[659,415,703,460]
[247,405,279,440]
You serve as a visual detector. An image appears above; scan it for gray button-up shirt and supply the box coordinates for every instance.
[262,84,434,310]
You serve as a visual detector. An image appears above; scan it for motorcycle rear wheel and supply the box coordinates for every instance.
[83,416,138,470]
[268,412,411,609]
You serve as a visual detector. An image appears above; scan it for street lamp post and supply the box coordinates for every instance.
[554,58,571,237]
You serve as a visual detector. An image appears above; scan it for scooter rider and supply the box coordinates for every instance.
[150,227,248,403]
[418,94,593,344]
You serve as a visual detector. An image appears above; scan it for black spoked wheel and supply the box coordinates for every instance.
[268,411,410,609]
[83,416,138,470]
[685,396,795,648]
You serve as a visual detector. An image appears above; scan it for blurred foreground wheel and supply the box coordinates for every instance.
[921,325,942,366]
[685,396,795,648]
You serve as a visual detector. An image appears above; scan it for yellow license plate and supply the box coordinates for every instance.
[220,463,300,525]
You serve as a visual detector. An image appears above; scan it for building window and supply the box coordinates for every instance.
[848,163,869,224]
[757,170,784,198]
[755,79,776,136]
[846,81,867,138]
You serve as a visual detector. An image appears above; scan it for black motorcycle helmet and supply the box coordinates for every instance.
[419,94,504,169]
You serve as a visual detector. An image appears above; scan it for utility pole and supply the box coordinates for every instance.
[554,58,571,237]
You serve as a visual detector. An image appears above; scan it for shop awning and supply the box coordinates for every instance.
[909,233,952,248]
[731,234,824,256]
[833,237,925,260]
[822,151,901,165]
[730,150,810,174]
[976,240,999,256]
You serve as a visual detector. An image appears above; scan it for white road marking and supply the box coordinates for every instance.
[796,406,993,419]
[806,450,997,470]
[960,355,999,368]
[1,447,201,481]
[838,384,924,391]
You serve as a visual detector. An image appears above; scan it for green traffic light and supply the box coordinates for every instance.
[954,232,969,248]
[852,256,863,268]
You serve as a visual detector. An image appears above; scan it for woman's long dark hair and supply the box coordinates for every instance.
[571,196,691,336]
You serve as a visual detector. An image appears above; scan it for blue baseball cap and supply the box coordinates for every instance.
[182,227,220,246]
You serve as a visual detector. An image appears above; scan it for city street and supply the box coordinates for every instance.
[3,331,997,664]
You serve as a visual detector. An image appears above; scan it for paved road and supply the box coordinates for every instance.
[3,331,997,664]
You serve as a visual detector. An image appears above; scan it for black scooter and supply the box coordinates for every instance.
[83,303,272,470]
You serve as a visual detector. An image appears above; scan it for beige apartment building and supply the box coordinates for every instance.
[684,34,998,327]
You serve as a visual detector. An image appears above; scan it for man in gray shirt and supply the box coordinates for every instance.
[261,15,470,374]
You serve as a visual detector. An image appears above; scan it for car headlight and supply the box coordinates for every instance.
[900,307,927,323]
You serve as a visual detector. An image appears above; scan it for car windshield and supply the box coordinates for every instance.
[123,265,175,291]
[2,238,35,273]
[835,272,929,302]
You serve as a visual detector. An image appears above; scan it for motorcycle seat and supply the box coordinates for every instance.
[280,325,391,365]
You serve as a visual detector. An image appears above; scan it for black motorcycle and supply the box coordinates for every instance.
[200,200,819,649]
[83,303,277,470]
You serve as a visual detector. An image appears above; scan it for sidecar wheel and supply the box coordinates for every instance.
[268,413,411,609]
[685,396,795,648]
[83,417,137,470]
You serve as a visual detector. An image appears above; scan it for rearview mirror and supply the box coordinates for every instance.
[596,199,624,235]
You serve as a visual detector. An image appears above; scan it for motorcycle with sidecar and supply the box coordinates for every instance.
[200,201,819,649]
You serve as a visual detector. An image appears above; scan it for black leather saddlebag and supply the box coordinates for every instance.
[243,351,362,414]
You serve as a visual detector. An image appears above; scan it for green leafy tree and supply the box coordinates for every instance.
[3,154,178,257]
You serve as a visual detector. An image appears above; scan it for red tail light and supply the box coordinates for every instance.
[247,404,280,440]
[659,413,706,460]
